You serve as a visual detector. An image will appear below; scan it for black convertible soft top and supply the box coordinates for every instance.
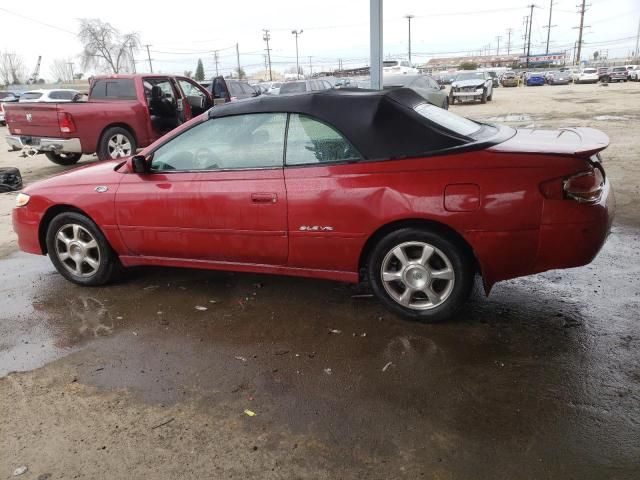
[208,88,485,160]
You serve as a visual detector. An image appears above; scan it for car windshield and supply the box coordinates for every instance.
[613,67,626,72]
[455,72,484,81]
[383,75,413,87]
[414,103,481,137]
[21,92,43,100]
[0,92,16,100]
[583,68,597,73]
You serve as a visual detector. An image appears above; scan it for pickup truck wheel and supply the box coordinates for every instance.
[480,90,487,104]
[46,212,122,286]
[98,127,136,160]
[44,152,82,166]
[367,228,474,323]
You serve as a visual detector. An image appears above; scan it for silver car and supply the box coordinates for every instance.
[383,74,449,109]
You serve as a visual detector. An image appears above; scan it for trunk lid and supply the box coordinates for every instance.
[4,103,63,138]
[488,127,609,158]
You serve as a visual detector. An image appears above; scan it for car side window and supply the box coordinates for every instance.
[151,113,287,172]
[178,80,205,99]
[285,114,362,166]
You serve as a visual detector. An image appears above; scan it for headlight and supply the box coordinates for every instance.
[15,193,30,207]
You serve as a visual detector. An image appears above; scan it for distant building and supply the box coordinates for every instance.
[423,55,521,71]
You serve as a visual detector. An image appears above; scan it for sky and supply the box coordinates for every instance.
[1,0,639,81]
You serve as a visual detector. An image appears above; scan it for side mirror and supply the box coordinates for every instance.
[131,154,148,174]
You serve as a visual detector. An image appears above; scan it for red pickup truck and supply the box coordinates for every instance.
[4,74,215,165]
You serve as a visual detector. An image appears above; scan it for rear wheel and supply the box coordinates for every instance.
[367,228,474,323]
[45,152,82,166]
[97,127,136,161]
[46,212,122,286]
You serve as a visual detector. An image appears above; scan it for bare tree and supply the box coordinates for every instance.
[78,19,139,74]
[0,52,27,85]
[50,58,73,83]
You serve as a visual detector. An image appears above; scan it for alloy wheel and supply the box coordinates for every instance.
[380,241,455,310]
[54,224,101,277]
[107,134,132,158]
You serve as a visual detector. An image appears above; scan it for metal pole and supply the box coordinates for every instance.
[523,16,529,56]
[496,36,501,55]
[129,42,136,73]
[292,30,303,80]
[526,5,535,68]
[404,15,414,65]
[263,29,273,81]
[506,28,513,55]
[66,62,74,83]
[634,16,640,60]
[214,51,219,77]
[236,43,241,78]
[545,0,555,54]
[575,0,586,66]
[308,56,313,77]
[145,44,153,73]
[370,0,383,90]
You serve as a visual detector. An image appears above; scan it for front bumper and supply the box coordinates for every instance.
[451,89,484,97]
[12,205,43,255]
[6,135,82,153]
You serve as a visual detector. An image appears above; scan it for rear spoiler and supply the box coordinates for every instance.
[560,127,610,157]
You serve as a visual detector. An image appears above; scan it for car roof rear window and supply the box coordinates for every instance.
[414,103,480,137]
[91,78,137,100]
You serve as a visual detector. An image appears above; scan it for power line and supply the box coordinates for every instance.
[0,7,75,35]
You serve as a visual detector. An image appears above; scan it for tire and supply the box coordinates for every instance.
[45,152,82,166]
[449,95,455,105]
[487,90,493,101]
[97,127,136,161]
[46,212,122,286]
[0,167,22,192]
[367,228,474,323]
[443,97,449,110]
[480,90,487,104]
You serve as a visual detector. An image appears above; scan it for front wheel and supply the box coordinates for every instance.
[480,90,487,104]
[45,152,82,166]
[46,212,122,286]
[443,97,449,110]
[367,228,474,323]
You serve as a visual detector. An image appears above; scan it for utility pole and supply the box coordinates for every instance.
[544,0,556,54]
[66,62,74,83]
[213,50,219,77]
[526,5,535,68]
[236,43,241,78]
[370,0,383,90]
[262,29,273,81]
[496,35,502,55]
[129,41,136,73]
[523,16,529,55]
[144,44,153,73]
[575,0,588,66]
[291,29,303,79]
[308,56,313,77]
[404,14,414,65]
[506,28,513,55]
[634,16,640,60]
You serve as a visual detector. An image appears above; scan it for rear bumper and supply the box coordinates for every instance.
[534,178,615,272]
[6,135,82,153]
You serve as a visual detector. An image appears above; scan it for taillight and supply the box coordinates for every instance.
[540,166,605,203]
[563,168,604,203]
[57,112,76,133]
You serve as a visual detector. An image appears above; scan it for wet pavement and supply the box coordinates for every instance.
[1,225,639,478]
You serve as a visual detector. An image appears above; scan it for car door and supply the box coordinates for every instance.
[283,113,366,272]
[116,113,289,265]
[176,77,212,118]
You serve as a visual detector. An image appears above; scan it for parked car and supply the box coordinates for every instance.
[11,88,614,323]
[597,67,610,82]
[279,79,332,95]
[383,59,419,75]
[449,71,493,104]
[629,67,640,81]
[500,71,518,87]
[5,74,213,164]
[383,74,448,109]
[602,66,629,83]
[487,71,500,87]
[0,91,20,125]
[547,71,570,85]
[18,89,80,103]
[208,77,260,104]
[526,73,546,86]
[575,68,599,84]
[334,78,352,88]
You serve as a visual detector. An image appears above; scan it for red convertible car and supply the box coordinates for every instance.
[12,89,614,322]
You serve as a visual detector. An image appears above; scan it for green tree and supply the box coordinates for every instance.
[459,61,478,70]
[236,67,246,79]
[195,59,205,81]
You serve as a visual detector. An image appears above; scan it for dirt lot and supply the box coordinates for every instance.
[0,82,639,479]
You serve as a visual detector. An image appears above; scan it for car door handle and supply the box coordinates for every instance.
[251,193,277,204]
